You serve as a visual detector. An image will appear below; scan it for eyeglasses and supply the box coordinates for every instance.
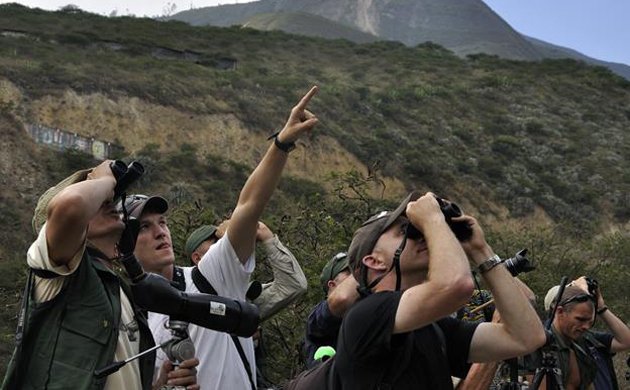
[558,293,595,307]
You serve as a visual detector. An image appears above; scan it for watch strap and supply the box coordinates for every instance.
[477,254,502,274]
[267,131,295,153]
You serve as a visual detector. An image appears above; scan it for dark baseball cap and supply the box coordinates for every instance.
[185,225,219,257]
[347,191,422,272]
[118,194,168,219]
[320,252,349,293]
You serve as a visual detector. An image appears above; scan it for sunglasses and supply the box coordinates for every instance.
[558,293,595,307]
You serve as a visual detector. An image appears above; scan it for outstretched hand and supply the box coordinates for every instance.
[277,86,319,144]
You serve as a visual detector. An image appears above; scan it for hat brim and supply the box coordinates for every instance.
[129,196,168,219]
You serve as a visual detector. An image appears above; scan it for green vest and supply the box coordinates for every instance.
[2,248,155,390]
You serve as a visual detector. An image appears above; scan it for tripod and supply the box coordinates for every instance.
[529,349,564,390]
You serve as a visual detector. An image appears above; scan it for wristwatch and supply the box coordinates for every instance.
[476,254,502,274]
[267,131,296,153]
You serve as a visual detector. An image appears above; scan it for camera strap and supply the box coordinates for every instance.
[191,266,256,390]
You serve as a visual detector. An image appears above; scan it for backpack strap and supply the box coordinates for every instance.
[172,266,186,291]
[190,266,255,390]
[191,266,217,295]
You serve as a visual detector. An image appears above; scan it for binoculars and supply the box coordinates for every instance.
[109,160,144,201]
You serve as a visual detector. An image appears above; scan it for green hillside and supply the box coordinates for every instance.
[1,3,629,384]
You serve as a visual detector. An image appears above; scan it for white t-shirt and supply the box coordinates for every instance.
[149,234,256,390]
[27,223,142,390]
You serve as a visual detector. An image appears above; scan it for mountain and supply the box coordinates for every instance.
[170,0,630,79]
[524,35,630,80]
[242,12,378,44]
[171,0,544,61]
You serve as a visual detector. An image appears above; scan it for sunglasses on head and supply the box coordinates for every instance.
[558,293,595,307]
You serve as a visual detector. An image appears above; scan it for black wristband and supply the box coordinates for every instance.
[267,131,295,153]
[597,306,608,315]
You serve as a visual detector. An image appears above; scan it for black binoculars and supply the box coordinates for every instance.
[109,160,144,201]
[434,196,473,241]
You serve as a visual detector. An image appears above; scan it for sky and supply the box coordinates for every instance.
[2,0,629,66]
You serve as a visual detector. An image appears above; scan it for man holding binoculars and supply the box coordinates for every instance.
[2,160,198,389]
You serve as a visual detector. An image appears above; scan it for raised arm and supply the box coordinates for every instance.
[574,276,630,353]
[394,193,474,334]
[464,215,546,362]
[227,86,319,263]
[46,160,116,266]
[253,222,307,321]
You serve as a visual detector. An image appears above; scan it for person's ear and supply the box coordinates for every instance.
[327,280,337,291]
[362,254,387,271]
[191,252,201,265]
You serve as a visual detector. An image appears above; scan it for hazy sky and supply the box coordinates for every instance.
[2,0,628,66]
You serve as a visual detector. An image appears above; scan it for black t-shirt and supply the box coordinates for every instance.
[585,331,617,390]
[334,291,479,390]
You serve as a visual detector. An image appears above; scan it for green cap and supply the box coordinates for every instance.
[319,252,349,293]
[185,225,218,257]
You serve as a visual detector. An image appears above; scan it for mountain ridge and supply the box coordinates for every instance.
[169,0,630,79]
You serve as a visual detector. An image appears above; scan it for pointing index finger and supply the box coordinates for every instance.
[296,85,318,110]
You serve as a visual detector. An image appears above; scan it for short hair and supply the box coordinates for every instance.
[555,285,595,312]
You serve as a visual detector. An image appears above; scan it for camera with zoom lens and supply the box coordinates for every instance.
[502,249,535,277]
[163,320,195,364]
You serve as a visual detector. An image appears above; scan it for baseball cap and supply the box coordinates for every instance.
[32,168,92,234]
[320,252,349,293]
[347,191,422,272]
[544,285,560,311]
[185,225,218,257]
[118,194,168,219]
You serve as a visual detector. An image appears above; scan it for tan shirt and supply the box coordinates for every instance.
[27,224,142,390]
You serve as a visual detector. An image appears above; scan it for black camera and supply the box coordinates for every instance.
[434,196,473,241]
[110,160,144,201]
[502,249,535,277]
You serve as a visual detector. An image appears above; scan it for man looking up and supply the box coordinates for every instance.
[2,161,198,390]
[127,86,319,390]
[333,191,546,389]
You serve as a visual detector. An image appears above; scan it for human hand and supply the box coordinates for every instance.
[572,276,604,307]
[452,215,492,264]
[87,159,116,182]
[276,86,319,144]
[215,219,230,239]
[405,192,443,232]
[154,358,200,390]
[256,221,273,242]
